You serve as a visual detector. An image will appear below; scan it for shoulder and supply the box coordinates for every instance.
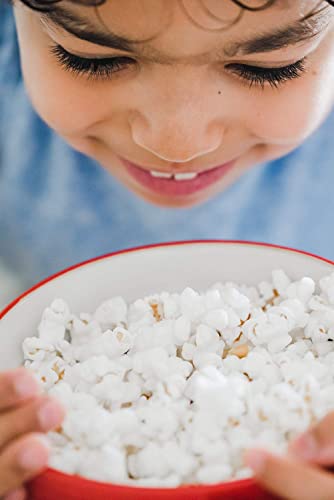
[284,109,334,170]
[0,4,22,88]
[314,110,334,148]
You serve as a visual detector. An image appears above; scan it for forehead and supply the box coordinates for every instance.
[49,0,330,60]
[63,0,319,34]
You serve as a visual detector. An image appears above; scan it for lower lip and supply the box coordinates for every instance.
[123,160,236,197]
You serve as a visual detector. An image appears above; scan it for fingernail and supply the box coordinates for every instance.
[290,433,318,460]
[14,372,39,399]
[38,399,65,431]
[17,436,49,471]
[244,449,267,474]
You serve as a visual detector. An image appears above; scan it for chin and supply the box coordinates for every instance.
[126,183,225,209]
[141,194,207,209]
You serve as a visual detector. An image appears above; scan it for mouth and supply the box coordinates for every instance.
[121,159,237,197]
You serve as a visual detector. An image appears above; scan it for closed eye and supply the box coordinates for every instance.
[51,43,307,89]
[50,44,137,80]
[226,59,306,89]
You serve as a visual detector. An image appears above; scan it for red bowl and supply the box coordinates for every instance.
[1,240,333,500]
[28,469,278,500]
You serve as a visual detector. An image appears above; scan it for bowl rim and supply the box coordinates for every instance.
[1,239,333,494]
[1,239,333,323]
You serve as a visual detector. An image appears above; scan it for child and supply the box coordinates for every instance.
[0,1,333,498]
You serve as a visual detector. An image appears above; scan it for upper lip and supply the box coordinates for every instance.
[121,158,235,175]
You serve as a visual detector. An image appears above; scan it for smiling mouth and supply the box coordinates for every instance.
[121,159,237,197]
[149,170,199,181]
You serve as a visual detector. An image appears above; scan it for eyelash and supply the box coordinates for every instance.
[226,59,306,89]
[50,44,136,80]
[51,44,306,88]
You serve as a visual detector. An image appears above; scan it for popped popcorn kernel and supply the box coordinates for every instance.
[23,269,334,487]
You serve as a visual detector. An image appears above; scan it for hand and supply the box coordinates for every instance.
[245,411,334,500]
[0,367,65,499]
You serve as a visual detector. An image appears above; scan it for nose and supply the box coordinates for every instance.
[130,103,224,164]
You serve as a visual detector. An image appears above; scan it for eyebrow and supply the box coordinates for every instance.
[227,7,331,56]
[41,6,331,59]
[41,8,135,52]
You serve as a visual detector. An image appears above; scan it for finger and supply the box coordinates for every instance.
[289,411,334,465]
[4,487,27,500]
[0,368,41,412]
[0,396,65,450]
[0,433,49,496]
[245,448,334,500]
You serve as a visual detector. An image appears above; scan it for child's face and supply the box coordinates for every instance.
[14,1,334,207]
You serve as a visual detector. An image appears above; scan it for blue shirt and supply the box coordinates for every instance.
[1,4,334,291]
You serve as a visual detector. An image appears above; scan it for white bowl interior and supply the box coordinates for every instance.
[0,242,332,370]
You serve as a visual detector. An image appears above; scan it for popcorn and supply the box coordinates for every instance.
[203,309,228,332]
[200,440,230,464]
[27,355,66,389]
[161,293,180,320]
[272,269,291,295]
[94,297,127,329]
[286,277,315,304]
[180,288,205,320]
[49,381,74,407]
[128,442,170,479]
[38,320,66,345]
[91,375,141,407]
[128,299,155,327]
[181,342,196,361]
[196,464,233,484]
[137,404,179,440]
[203,289,222,310]
[62,406,115,447]
[23,269,334,487]
[132,347,170,379]
[69,315,102,346]
[195,324,220,348]
[193,351,222,370]
[162,441,197,477]
[268,334,292,354]
[37,299,71,344]
[73,328,133,362]
[49,446,83,475]
[79,446,128,483]
[173,315,191,344]
[135,475,180,488]
[220,286,251,321]
[258,281,275,301]
[133,324,175,355]
[320,272,334,304]
[23,337,56,362]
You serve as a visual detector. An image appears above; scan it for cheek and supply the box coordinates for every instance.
[21,58,104,136]
[247,63,334,146]
[16,22,110,138]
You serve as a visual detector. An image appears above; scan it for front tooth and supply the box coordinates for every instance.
[150,170,173,179]
[174,172,198,181]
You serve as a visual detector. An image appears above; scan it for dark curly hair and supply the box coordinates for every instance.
[15,0,334,14]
